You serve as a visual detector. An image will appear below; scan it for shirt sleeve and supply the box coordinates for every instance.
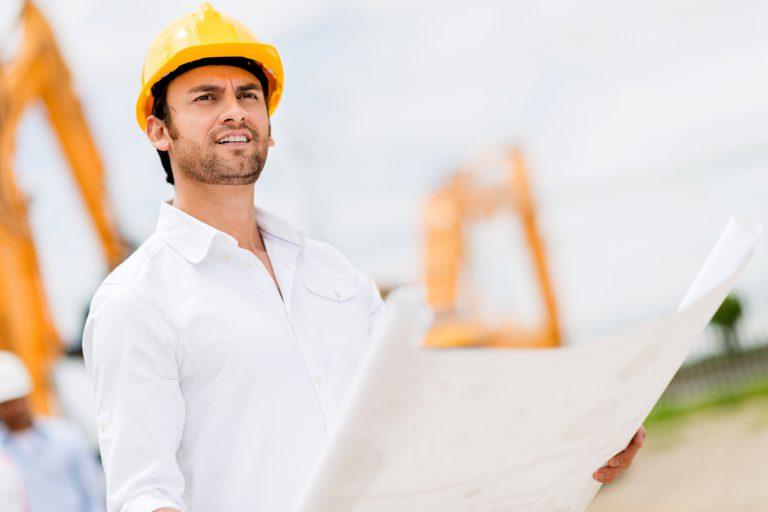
[83,284,186,512]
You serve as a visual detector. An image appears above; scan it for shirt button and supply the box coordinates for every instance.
[222,252,231,261]
[247,259,257,269]
[313,374,323,387]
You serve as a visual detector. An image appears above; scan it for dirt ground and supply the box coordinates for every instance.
[588,396,768,512]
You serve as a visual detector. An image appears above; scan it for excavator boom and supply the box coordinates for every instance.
[0,1,127,412]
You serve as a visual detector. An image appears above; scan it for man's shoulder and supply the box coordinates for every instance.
[100,233,170,288]
[88,234,177,317]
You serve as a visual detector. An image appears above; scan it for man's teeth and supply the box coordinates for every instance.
[218,135,248,143]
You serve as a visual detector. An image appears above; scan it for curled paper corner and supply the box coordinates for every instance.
[677,214,763,312]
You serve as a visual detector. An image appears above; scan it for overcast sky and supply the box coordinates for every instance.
[6,0,768,349]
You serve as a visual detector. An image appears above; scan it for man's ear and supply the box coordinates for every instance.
[267,121,275,147]
[146,115,171,151]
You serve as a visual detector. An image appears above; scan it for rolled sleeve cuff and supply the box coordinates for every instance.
[120,495,186,512]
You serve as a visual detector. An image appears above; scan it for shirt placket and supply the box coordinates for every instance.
[264,236,339,429]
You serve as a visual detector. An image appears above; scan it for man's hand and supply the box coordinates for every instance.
[592,426,646,484]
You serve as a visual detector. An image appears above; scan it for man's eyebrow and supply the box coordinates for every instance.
[235,82,263,94]
[186,82,263,95]
[187,84,225,94]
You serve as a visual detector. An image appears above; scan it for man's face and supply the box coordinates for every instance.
[0,397,32,431]
[151,65,273,185]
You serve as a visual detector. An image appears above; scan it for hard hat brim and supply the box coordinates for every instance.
[135,41,284,132]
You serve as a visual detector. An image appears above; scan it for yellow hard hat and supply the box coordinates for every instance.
[135,2,284,131]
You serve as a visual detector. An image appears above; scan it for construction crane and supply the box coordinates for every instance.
[423,147,561,349]
[0,0,127,413]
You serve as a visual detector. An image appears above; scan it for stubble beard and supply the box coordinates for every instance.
[169,124,268,185]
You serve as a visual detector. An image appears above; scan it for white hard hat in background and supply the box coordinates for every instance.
[0,351,32,403]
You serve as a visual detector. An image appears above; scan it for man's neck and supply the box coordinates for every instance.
[172,181,265,253]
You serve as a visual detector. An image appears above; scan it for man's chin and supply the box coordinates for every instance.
[203,169,261,185]
[211,167,263,185]
[173,147,266,185]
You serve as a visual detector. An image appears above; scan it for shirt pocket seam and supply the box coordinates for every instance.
[303,281,358,302]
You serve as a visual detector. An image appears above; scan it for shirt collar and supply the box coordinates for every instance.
[155,201,305,264]
[255,206,306,248]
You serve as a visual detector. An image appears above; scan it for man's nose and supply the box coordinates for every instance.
[218,93,248,124]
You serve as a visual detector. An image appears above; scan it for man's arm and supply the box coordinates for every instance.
[84,284,187,512]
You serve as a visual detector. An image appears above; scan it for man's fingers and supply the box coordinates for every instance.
[593,466,623,484]
[635,426,647,446]
[593,426,647,483]
[594,461,632,483]
[607,442,639,468]
[607,427,646,466]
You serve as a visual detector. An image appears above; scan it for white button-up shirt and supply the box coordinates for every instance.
[83,202,383,512]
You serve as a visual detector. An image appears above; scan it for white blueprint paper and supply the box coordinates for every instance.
[297,216,762,512]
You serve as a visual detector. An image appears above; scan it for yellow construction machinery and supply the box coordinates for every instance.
[424,147,561,349]
[0,1,126,413]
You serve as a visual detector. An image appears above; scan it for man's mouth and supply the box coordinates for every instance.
[215,133,252,145]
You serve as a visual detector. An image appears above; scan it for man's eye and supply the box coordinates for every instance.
[195,95,212,101]
[240,93,258,100]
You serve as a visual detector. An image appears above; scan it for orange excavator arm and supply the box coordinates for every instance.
[0,1,127,412]
[424,148,561,349]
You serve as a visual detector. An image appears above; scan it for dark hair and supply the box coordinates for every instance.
[150,57,270,185]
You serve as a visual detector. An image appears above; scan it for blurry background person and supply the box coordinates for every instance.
[0,351,105,512]
[0,448,28,512]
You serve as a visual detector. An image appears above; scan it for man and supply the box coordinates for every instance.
[0,351,105,512]
[84,4,643,511]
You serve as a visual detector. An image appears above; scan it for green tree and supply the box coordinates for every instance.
[710,294,743,354]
